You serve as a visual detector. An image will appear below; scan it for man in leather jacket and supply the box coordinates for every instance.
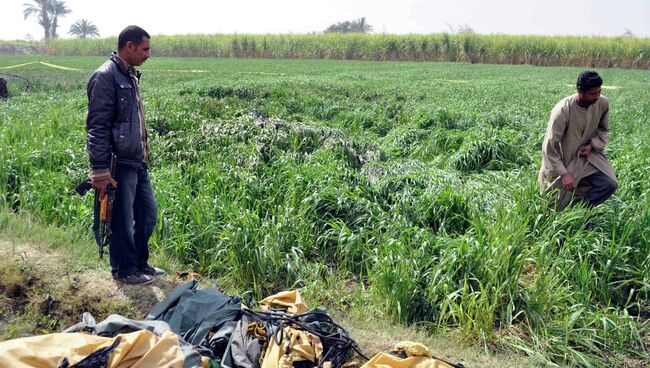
[86,25,164,285]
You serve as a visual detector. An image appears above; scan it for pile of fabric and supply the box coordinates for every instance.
[0,281,362,368]
[0,281,464,368]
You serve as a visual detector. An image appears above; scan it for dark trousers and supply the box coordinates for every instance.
[110,165,158,278]
[577,171,618,207]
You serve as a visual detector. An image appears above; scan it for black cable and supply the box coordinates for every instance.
[244,309,465,368]
[273,320,285,346]
[0,73,31,93]
[243,309,371,364]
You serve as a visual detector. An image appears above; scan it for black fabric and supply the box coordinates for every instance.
[207,320,239,360]
[296,308,355,368]
[242,308,363,368]
[146,282,365,367]
[147,280,199,320]
[57,336,122,368]
[147,280,242,358]
[0,78,7,100]
[221,314,263,368]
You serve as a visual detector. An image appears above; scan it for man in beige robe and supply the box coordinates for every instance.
[539,71,617,211]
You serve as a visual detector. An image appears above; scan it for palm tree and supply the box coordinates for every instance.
[324,17,373,34]
[23,0,52,40]
[68,19,100,39]
[23,0,71,40]
[49,0,71,38]
[353,17,373,33]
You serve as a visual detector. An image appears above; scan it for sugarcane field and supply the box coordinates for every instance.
[0,1,649,367]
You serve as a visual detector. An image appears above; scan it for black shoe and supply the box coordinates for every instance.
[115,272,154,285]
[140,264,166,276]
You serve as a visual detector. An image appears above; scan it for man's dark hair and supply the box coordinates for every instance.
[118,25,150,51]
[576,70,603,91]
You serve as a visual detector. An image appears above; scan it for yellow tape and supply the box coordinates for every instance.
[0,60,85,71]
[564,83,619,90]
[0,61,39,70]
[147,69,287,75]
[244,72,287,76]
[148,69,209,73]
[37,61,85,71]
[0,62,214,74]
[0,60,286,76]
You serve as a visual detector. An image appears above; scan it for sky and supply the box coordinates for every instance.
[2,0,649,40]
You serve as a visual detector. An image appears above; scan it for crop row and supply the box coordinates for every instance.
[1,33,649,68]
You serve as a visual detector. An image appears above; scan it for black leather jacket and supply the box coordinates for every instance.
[86,53,146,170]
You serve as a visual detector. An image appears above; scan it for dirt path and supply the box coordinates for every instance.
[0,239,181,334]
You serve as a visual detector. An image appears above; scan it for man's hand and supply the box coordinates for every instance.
[578,144,593,156]
[561,173,575,192]
[92,176,117,199]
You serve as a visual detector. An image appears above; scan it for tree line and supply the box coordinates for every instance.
[23,0,100,40]
[324,17,373,34]
[22,3,375,41]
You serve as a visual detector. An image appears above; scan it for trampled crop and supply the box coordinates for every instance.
[0,56,648,366]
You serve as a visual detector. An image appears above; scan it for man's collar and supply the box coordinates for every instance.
[111,52,142,79]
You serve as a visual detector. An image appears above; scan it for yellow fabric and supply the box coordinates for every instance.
[361,352,455,368]
[361,342,455,368]
[261,327,325,368]
[0,330,209,368]
[394,341,433,358]
[259,290,309,314]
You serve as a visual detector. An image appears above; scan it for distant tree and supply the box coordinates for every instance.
[23,0,52,40]
[23,0,71,40]
[49,0,71,38]
[448,23,475,34]
[69,19,100,39]
[324,17,373,34]
[622,28,636,38]
[352,17,373,33]
[324,21,351,33]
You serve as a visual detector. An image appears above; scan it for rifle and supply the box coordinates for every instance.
[75,154,117,259]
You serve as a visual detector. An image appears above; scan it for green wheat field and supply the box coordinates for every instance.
[1,55,648,366]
